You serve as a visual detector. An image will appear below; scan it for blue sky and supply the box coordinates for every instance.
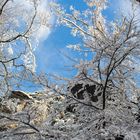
[18,0,140,92]
[2,0,140,93]
[33,0,140,85]
[35,0,120,77]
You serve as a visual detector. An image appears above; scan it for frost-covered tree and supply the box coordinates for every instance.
[52,0,140,110]
[37,0,140,139]
[0,0,51,95]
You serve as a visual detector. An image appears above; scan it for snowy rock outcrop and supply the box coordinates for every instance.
[0,87,140,140]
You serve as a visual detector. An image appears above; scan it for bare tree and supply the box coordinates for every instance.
[0,0,51,95]
[52,0,140,109]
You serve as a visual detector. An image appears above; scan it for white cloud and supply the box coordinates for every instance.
[13,0,54,42]
[7,46,13,55]
[8,0,55,72]
[35,0,54,42]
[116,0,140,21]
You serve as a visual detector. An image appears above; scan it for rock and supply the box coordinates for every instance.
[0,123,18,132]
[16,100,28,112]
[115,135,124,140]
[68,81,103,102]
[0,98,28,114]
[10,90,33,100]
[0,92,65,128]
[0,98,17,113]
[28,100,50,125]
[0,103,12,114]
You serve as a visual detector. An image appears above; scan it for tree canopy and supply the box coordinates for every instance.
[0,0,51,95]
